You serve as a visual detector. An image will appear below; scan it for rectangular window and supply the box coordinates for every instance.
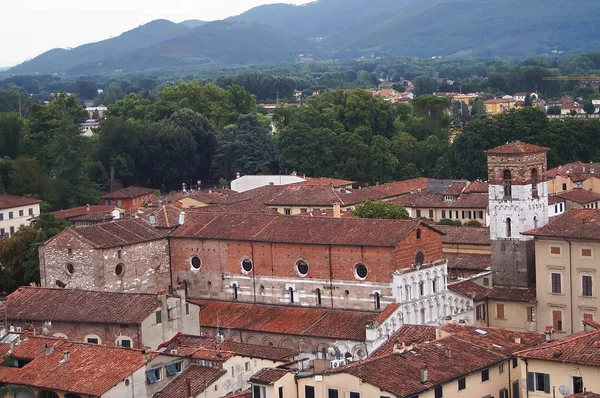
[121,339,131,348]
[429,210,434,219]
[441,210,446,219]
[448,210,453,219]
[583,275,593,297]
[185,303,190,315]
[573,376,583,394]
[300,208,308,213]
[146,368,161,384]
[562,183,568,191]
[434,386,443,398]
[582,248,593,257]
[86,337,99,344]
[550,246,561,255]
[18,210,23,217]
[9,226,14,235]
[350,393,360,398]
[416,210,422,218]
[513,381,520,398]
[553,310,563,331]
[165,361,183,376]
[468,211,472,219]
[279,386,284,398]
[476,304,487,321]
[461,211,466,219]
[497,303,505,319]
[0,229,4,236]
[527,307,536,322]
[245,361,250,371]
[482,368,490,382]
[512,358,518,368]
[253,385,266,398]
[560,203,564,212]
[305,386,315,398]
[551,273,562,293]
[528,372,550,393]
[328,389,339,398]
[499,388,509,398]
[483,277,490,287]
[28,208,33,216]
[156,310,162,324]
[499,362,504,374]
[0,213,3,221]
[8,211,13,219]
[458,377,466,390]
[284,208,291,215]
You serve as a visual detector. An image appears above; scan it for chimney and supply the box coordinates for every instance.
[514,337,521,344]
[236,172,241,179]
[545,326,555,342]
[149,215,156,226]
[44,344,54,356]
[179,212,185,225]
[333,203,341,218]
[445,348,452,359]
[86,204,90,212]
[63,351,70,362]
[420,367,429,384]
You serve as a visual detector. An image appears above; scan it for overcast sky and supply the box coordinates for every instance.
[1,0,309,67]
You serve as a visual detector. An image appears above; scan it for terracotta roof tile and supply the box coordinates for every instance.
[546,161,600,178]
[484,141,550,155]
[51,205,119,220]
[173,213,429,248]
[370,325,438,357]
[523,209,600,240]
[101,186,155,199]
[436,225,491,245]
[154,365,226,398]
[221,390,251,398]
[190,199,277,215]
[391,190,488,209]
[448,280,488,301]
[1,286,162,324]
[249,368,290,385]
[63,218,166,248]
[463,181,489,193]
[516,329,600,366]
[192,300,390,341]
[0,339,146,396]
[569,393,600,398]
[293,208,353,218]
[556,189,600,205]
[443,182,468,196]
[369,177,430,197]
[298,177,355,188]
[183,190,240,205]
[548,194,566,205]
[0,194,41,211]
[447,253,492,272]
[485,286,536,303]
[11,335,71,360]
[143,205,182,229]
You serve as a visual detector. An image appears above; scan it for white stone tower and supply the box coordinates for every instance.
[485,141,549,287]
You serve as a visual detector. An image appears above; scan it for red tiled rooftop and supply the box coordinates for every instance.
[447,253,492,272]
[516,329,600,366]
[59,218,166,248]
[443,182,468,196]
[51,205,119,220]
[569,393,600,398]
[154,365,226,398]
[556,189,600,205]
[548,194,566,205]
[448,280,488,301]
[463,181,489,193]
[391,190,488,209]
[369,177,429,197]
[249,368,290,385]
[485,286,536,303]
[293,208,353,218]
[436,225,491,245]
[523,209,600,240]
[1,286,163,324]
[191,199,277,215]
[101,186,155,199]
[484,141,550,155]
[370,325,438,357]
[0,194,41,211]
[546,162,600,178]
[298,177,355,188]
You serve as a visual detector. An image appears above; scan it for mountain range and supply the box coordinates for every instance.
[6,0,600,76]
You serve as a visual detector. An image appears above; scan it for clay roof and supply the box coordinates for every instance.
[548,194,566,205]
[249,368,291,385]
[484,99,514,104]
[0,338,146,396]
[516,329,600,366]
[321,326,542,397]
[191,300,390,341]
[190,199,277,215]
[447,253,492,272]
[101,186,154,199]
[368,177,430,197]
[11,335,72,360]
[523,209,600,240]
[546,162,600,178]
[294,208,353,218]
[222,390,251,398]
[1,286,163,324]
[443,182,468,196]
[154,365,226,398]
[463,181,489,193]
[485,286,536,303]
[51,205,119,220]
[448,280,488,301]
[556,189,600,204]
[583,317,600,330]
[172,213,430,248]
[569,393,600,398]
[391,190,488,209]
[371,325,438,357]
[181,190,240,205]
[63,218,166,248]
[484,141,550,155]
[0,194,41,211]
[298,177,355,188]
[436,225,491,245]
[143,204,183,229]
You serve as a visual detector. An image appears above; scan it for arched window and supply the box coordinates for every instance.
[65,393,83,398]
[531,168,539,198]
[40,392,59,398]
[375,292,381,310]
[506,217,512,238]
[232,283,238,300]
[534,216,538,229]
[415,251,425,265]
[503,170,512,197]
[316,288,322,306]
[416,229,422,239]
[289,287,294,304]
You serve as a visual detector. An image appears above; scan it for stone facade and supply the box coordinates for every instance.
[39,229,170,293]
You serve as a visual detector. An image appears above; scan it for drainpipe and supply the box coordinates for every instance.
[251,243,256,304]
[524,358,529,398]
[167,236,174,295]
[508,359,512,398]
[565,238,574,334]
[328,246,334,309]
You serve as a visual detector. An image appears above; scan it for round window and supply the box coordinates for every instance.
[415,251,425,265]
[296,260,309,276]
[191,256,201,270]
[241,258,253,273]
[115,263,124,276]
[66,264,74,275]
[355,263,368,279]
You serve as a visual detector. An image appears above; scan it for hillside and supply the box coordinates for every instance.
[66,21,318,75]
[179,20,207,28]
[8,20,191,75]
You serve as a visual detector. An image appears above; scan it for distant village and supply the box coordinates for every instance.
[1,141,600,398]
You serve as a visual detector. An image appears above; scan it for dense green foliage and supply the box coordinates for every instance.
[352,201,410,220]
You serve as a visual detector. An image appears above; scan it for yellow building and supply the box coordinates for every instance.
[484,99,516,115]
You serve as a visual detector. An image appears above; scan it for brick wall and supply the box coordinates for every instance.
[487,152,547,186]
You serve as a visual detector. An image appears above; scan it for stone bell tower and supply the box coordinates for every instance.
[485,141,549,287]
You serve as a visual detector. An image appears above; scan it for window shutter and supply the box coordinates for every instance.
[527,372,534,391]
[543,374,550,393]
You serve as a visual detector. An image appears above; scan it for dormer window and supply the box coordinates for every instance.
[444,195,454,202]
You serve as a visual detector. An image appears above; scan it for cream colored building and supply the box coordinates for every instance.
[0,194,41,237]
[524,209,600,336]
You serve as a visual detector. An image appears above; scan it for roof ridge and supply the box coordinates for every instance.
[516,329,600,355]
[251,215,280,239]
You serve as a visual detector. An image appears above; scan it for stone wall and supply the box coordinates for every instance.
[491,239,536,287]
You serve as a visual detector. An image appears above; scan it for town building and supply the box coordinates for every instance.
[484,98,516,114]
[0,194,41,237]
[51,204,125,227]
[546,161,600,194]
[231,174,306,192]
[485,141,550,288]
[523,209,600,335]
[101,186,155,213]
[555,189,600,210]
[516,328,600,397]
[39,218,169,293]
[513,92,538,102]
[548,195,567,218]
[171,189,240,209]
[0,286,200,349]
[85,105,107,118]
